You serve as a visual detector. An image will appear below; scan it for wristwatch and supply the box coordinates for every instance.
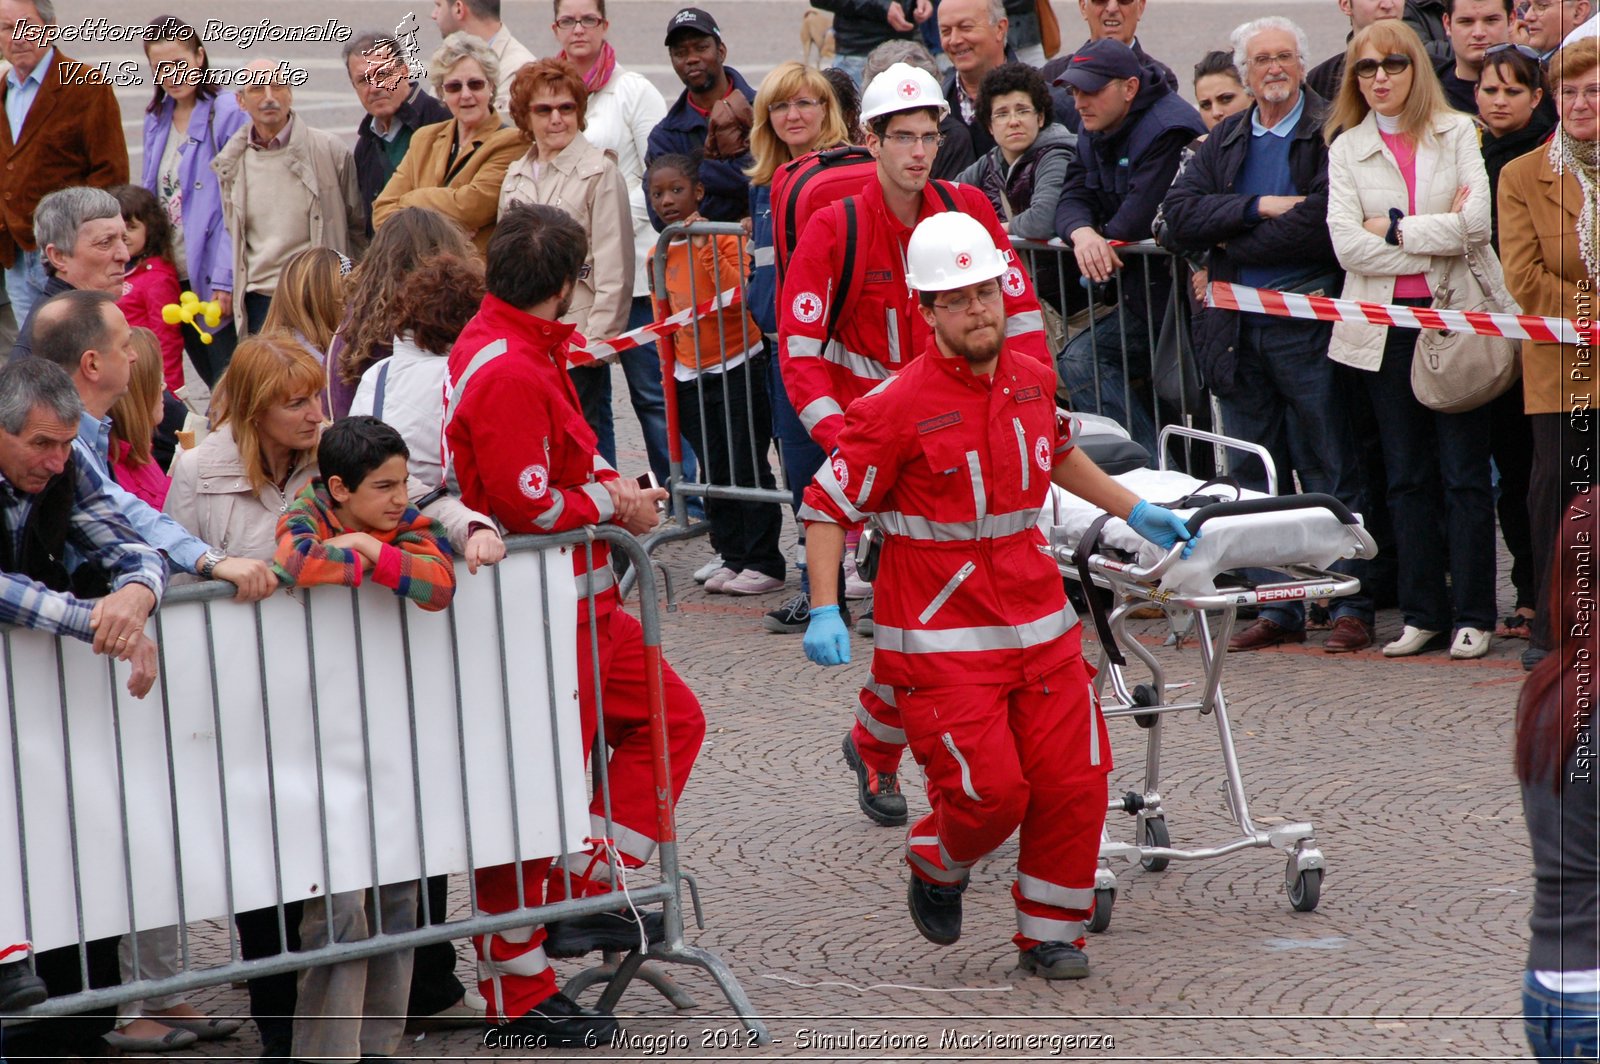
[1385,207,1405,247]
[198,547,226,579]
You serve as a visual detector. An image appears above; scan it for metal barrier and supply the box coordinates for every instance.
[0,528,766,1044]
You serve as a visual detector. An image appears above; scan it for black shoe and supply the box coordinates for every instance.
[1523,645,1549,672]
[854,605,874,638]
[907,875,965,945]
[763,593,810,634]
[1018,940,1090,979]
[543,909,665,959]
[0,958,47,1011]
[488,992,618,1049]
[841,732,907,826]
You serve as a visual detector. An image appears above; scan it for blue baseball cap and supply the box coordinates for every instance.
[1057,39,1141,93]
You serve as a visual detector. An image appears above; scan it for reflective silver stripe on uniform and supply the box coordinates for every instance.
[1017,873,1096,910]
[1088,682,1102,768]
[861,678,898,709]
[443,339,507,431]
[575,564,618,600]
[886,306,901,364]
[493,923,536,944]
[593,454,616,474]
[532,491,567,531]
[941,732,982,802]
[856,466,877,507]
[1015,911,1085,942]
[966,451,987,519]
[854,700,907,745]
[919,561,975,624]
[799,396,845,432]
[592,814,657,864]
[1006,310,1044,336]
[816,460,867,523]
[1013,417,1030,492]
[482,943,550,977]
[874,604,1079,655]
[874,508,1038,541]
[787,335,825,358]
[906,837,969,884]
[823,340,892,382]
[582,482,615,523]
[752,245,775,267]
[797,502,839,525]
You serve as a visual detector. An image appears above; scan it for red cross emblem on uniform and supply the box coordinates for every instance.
[792,291,823,323]
[897,79,919,99]
[956,252,972,269]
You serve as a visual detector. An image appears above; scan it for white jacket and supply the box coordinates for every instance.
[1325,109,1504,371]
[350,334,449,489]
[579,67,666,297]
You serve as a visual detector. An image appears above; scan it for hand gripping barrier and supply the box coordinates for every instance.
[0,528,767,1045]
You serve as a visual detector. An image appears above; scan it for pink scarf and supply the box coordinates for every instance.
[561,40,617,93]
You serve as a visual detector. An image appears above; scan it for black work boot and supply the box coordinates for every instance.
[487,992,618,1048]
[907,874,966,945]
[0,958,46,1010]
[841,731,907,826]
[543,909,665,958]
[1018,940,1090,979]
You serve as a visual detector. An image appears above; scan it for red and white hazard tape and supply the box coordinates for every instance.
[1206,280,1597,347]
[569,286,745,366]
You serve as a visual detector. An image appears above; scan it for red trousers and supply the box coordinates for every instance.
[899,653,1109,949]
[852,677,907,775]
[473,609,705,1020]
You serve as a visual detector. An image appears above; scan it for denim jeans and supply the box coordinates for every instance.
[4,250,45,327]
[827,52,869,88]
[568,363,616,468]
[243,291,273,337]
[1057,301,1159,458]
[621,295,701,493]
[1524,971,1600,1062]
[1217,315,1373,630]
[1360,309,1496,632]
[769,347,827,595]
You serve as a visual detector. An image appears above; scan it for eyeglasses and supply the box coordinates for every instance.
[1527,0,1578,14]
[769,97,821,117]
[1352,54,1412,78]
[932,283,1004,314]
[881,132,945,149]
[554,15,604,29]
[1556,85,1600,105]
[1250,50,1299,69]
[1484,42,1543,59]
[531,101,578,116]
[442,77,488,94]
[990,105,1037,123]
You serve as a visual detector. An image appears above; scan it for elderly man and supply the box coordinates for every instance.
[213,59,366,336]
[9,186,127,361]
[1525,0,1593,56]
[429,0,534,110]
[1160,16,1376,654]
[346,32,452,234]
[1040,0,1180,130]
[0,0,128,326]
[1435,0,1514,110]
[938,0,1017,156]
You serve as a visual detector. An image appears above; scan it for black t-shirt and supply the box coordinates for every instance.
[1437,65,1480,114]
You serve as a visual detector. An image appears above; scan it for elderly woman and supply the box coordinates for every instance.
[371,33,525,255]
[1499,36,1600,672]
[498,58,633,461]
[1325,18,1505,660]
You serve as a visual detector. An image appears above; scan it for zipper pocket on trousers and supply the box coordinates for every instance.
[1087,682,1102,767]
[918,560,976,624]
[942,732,982,802]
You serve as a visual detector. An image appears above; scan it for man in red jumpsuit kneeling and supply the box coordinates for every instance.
[443,204,706,1044]
[799,211,1197,978]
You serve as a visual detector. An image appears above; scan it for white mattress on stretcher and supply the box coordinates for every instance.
[1039,468,1372,597]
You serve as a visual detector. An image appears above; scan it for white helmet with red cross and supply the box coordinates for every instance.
[904,212,1009,293]
[860,62,950,122]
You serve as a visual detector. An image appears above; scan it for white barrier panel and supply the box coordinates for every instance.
[0,546,588,952]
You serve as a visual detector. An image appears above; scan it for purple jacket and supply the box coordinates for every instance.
[140,92,248,301]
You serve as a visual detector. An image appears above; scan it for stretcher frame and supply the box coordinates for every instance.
[1048,426,1379,930]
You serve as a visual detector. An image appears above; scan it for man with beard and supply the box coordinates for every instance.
[798,210,1194,978]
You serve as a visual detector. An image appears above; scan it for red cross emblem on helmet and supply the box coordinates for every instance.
[955,251,973,269]
[897,78,919,99]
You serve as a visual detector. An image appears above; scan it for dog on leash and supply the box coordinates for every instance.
[800,9,835,66]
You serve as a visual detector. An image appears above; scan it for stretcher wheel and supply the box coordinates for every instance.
[1132,683,1159,730]
[1288,868,1323,912]
[1086,887,1115,933]
[1139,817,1170,872]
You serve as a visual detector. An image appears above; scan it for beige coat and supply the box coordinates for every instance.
[1326,109,1516,370]
[1498,142,1598,415]
[213,117,368,336]
[498,133,634,341]
[372,118,525,256]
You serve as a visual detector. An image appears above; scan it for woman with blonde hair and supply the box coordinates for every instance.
[1324,18,1506,660]
[110,328,174,509]
[259,246,348,414]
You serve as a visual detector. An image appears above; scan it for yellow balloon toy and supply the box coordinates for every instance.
[160,290,223,345]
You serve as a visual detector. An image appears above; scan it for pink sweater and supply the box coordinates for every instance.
[1379,128,1433,300]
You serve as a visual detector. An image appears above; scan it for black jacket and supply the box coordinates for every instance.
[1159,90,1340,396]
[354,87,452,237]
[0,455,113,599]
[1482,110,1557,251]
[933,111,977,182]
[1042,39,1179,133]
[942,44,1019,158]
[9,274,72,361]
[646,67,758,228]
[808,0,919,57]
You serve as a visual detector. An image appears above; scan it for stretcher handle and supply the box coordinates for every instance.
[1182,493,1358,537]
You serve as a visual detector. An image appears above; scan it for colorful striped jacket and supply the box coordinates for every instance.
[271,481,455,612]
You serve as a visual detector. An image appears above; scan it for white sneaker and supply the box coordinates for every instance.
[1382,625,1443,657]
[721,569,784,595]
[703,566,738,593]
[1450,627,1492,659]
[843,551,872,600]
[694,556,725,584]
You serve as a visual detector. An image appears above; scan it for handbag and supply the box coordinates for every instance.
[1036,0,1061,59]
[1409,246,1520,414]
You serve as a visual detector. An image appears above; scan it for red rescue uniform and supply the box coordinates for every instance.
[801,338,1110,949]
[443,295,706,1021]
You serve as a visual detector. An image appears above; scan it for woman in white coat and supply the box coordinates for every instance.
[1325,18,1502,659]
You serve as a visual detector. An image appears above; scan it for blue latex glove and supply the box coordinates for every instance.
[1127,500,1200,559]
[804,604,851,666]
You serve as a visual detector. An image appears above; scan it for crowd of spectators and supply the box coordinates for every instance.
[0,0,1596,1053]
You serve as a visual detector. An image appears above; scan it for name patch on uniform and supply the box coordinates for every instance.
[917,411,963,434]
[865,269,894,284]
[1013,386,1042,402]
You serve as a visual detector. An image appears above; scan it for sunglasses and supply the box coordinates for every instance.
[531,101,577,116]
[442,77,488,94]
[1352,54,1412,79]
[1484,42,1543,60]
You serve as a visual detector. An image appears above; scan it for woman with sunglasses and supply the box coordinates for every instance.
[1325,18,1507,659]
[371,33,524,256]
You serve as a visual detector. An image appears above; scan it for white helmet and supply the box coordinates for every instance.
[904,212,1009,293]
[860,62,950,122]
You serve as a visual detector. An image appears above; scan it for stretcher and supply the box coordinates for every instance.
[1045,423,1379,929]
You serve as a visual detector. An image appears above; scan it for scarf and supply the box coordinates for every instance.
[561,40,617,94]
[1550,127,1600,281]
